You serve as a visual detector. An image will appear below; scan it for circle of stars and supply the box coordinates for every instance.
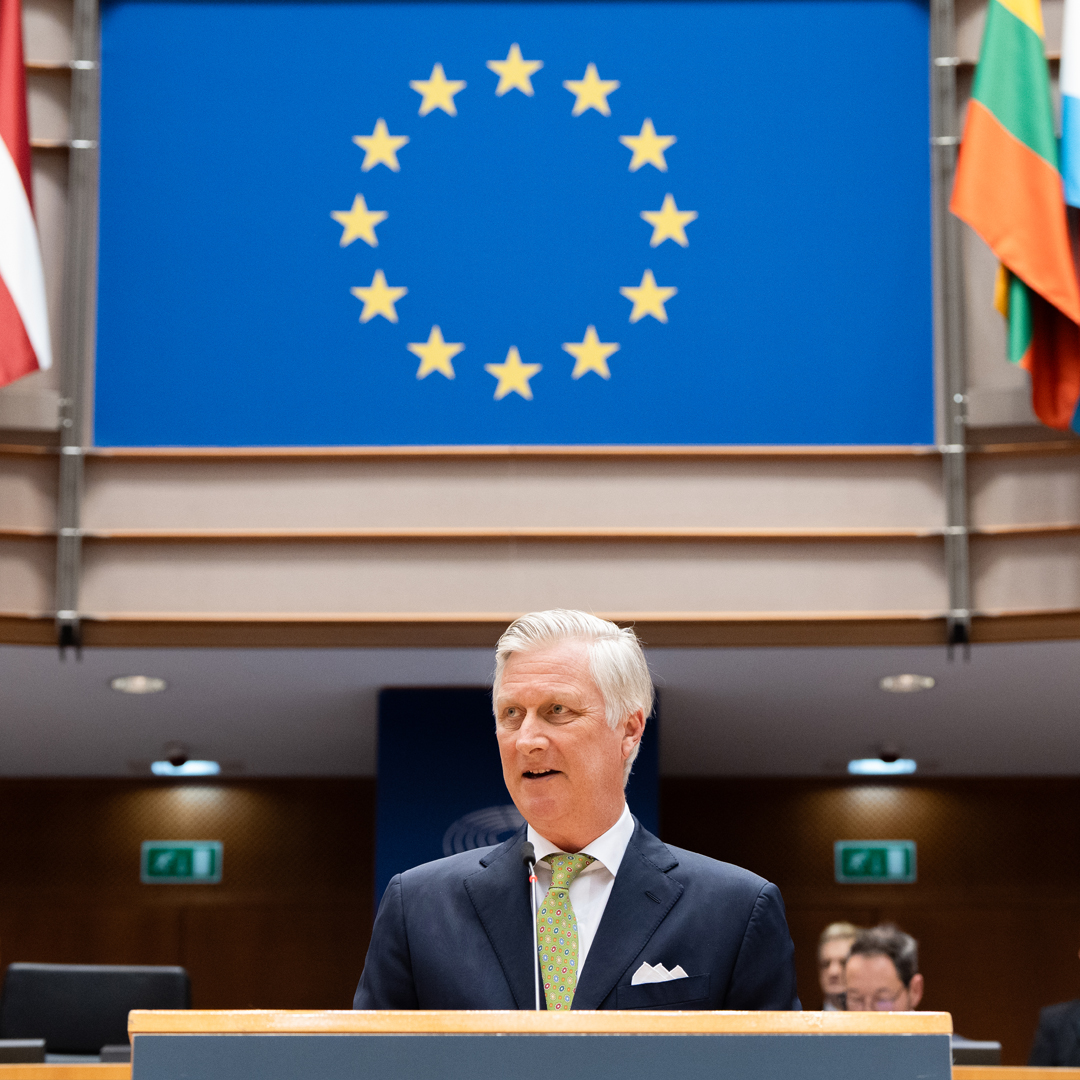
[330,44,697,400]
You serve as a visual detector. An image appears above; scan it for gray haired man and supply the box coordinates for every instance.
[355,609,799,1011]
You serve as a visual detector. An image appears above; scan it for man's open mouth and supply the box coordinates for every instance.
[523,769,559,779]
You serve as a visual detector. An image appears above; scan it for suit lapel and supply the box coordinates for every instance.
[572,821,683,1009]
[464,825,536,1010]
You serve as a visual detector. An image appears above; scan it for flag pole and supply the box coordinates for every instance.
[55,0,100,656]
[930,0,972,653]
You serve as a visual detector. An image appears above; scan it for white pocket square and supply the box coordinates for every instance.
[631,961,689,985]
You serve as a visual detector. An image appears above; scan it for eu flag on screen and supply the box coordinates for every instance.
[96,0,933,446]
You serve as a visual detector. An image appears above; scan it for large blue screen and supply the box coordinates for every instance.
[96,0,933,446]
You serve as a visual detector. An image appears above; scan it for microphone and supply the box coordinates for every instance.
[521,842,540,1010]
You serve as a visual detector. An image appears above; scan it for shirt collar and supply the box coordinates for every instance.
[528,802,635,877]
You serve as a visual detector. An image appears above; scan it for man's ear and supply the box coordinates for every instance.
[622,708,646,756]
[907,972,924,1009]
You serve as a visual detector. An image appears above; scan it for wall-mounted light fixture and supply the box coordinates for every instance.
[847,758,917,775]
[111,675,167,694]
[879,674,935,693]
[151,760,221,777]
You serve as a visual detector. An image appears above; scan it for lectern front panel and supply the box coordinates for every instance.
[133,1030,950,1080]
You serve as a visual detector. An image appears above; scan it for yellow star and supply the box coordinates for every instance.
[641,194,698,248]
[485,346,542,400]
[352,119,410,172]
[562,325,620,380]
[350,270,407,323]
[619,118,676,172]
[487,43,543,96]
[407,325,464,380]
[620,269,677,323]
[410,63,466,116]
[562,63,620,116]
[331,195,387,248]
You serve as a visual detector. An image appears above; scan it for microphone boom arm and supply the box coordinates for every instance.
[522,841,540,1011]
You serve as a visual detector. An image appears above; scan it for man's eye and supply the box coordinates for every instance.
[551,704,564,713]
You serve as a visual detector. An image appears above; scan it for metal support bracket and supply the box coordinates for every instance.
[55,0,100,656]
[930,0,972,655]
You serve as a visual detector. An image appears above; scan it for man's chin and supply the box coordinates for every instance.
[512,779,568,822]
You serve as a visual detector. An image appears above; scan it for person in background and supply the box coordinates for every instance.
[818,922,860,1010]
[843,924,923,1011]
[846,923,1000,1063]
[1029,947,1080,1065]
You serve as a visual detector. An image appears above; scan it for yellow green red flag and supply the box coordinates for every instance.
[951,0,1080,431]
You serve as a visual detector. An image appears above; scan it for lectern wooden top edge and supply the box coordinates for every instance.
[128,1010,953,1036]
[0,1069,129,1080]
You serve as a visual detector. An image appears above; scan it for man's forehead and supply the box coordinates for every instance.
[846,953,901,981]
[820,938,852,957]
[497,642,597,696]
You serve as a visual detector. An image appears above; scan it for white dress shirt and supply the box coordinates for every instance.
[528,802,635,974]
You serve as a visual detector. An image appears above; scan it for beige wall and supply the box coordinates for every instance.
[1,0,1077,643]
[3,444,1079,639]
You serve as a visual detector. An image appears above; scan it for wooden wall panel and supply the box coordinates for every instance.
[0,907,182,966]
[661,778,1080,1065]
[0,779,374,1009]
[181,905,369,1009]
[0,774,1075,1055]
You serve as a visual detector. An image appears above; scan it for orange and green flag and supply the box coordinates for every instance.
[951,0,1080,432]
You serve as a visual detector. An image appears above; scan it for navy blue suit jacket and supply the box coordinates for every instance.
[1029,1000,1080,1066]
[354,820,800,1010]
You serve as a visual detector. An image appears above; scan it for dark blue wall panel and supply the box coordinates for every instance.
[375,687,659,903]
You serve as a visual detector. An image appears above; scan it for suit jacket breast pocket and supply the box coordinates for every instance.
[615,974,711,1010]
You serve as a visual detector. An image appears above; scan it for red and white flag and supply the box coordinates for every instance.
[0,0,51,387]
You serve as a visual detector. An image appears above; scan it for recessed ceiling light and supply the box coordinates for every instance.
[848,758,917,775]
[879,674,935,693]
[111,675,167,695]
[151,760,221,777]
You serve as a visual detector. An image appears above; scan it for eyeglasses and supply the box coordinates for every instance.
[845,992,906,1011]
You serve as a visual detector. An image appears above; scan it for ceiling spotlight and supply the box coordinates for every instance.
[151,760,221,777]
[111,675,167,695]
[879,674,935,693]
[848,758,917,775]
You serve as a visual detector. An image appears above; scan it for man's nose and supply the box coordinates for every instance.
[515,710,548,751]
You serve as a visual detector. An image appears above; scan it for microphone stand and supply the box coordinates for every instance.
[521,842,540,1010]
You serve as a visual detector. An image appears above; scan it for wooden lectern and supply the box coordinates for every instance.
[129,1010,953,1080]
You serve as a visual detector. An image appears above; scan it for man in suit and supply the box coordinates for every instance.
[846,925,999,1064]
[354,609,799,1011]
[843,925,923,1012]
[1029,949,1080,1066]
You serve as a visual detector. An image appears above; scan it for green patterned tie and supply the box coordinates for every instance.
[537,853,595,1010]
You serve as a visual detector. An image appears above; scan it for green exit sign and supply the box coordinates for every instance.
[141,841,222,883]
[834,840,916,883]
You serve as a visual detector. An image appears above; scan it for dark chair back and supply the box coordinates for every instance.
[0,963,190,1054]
